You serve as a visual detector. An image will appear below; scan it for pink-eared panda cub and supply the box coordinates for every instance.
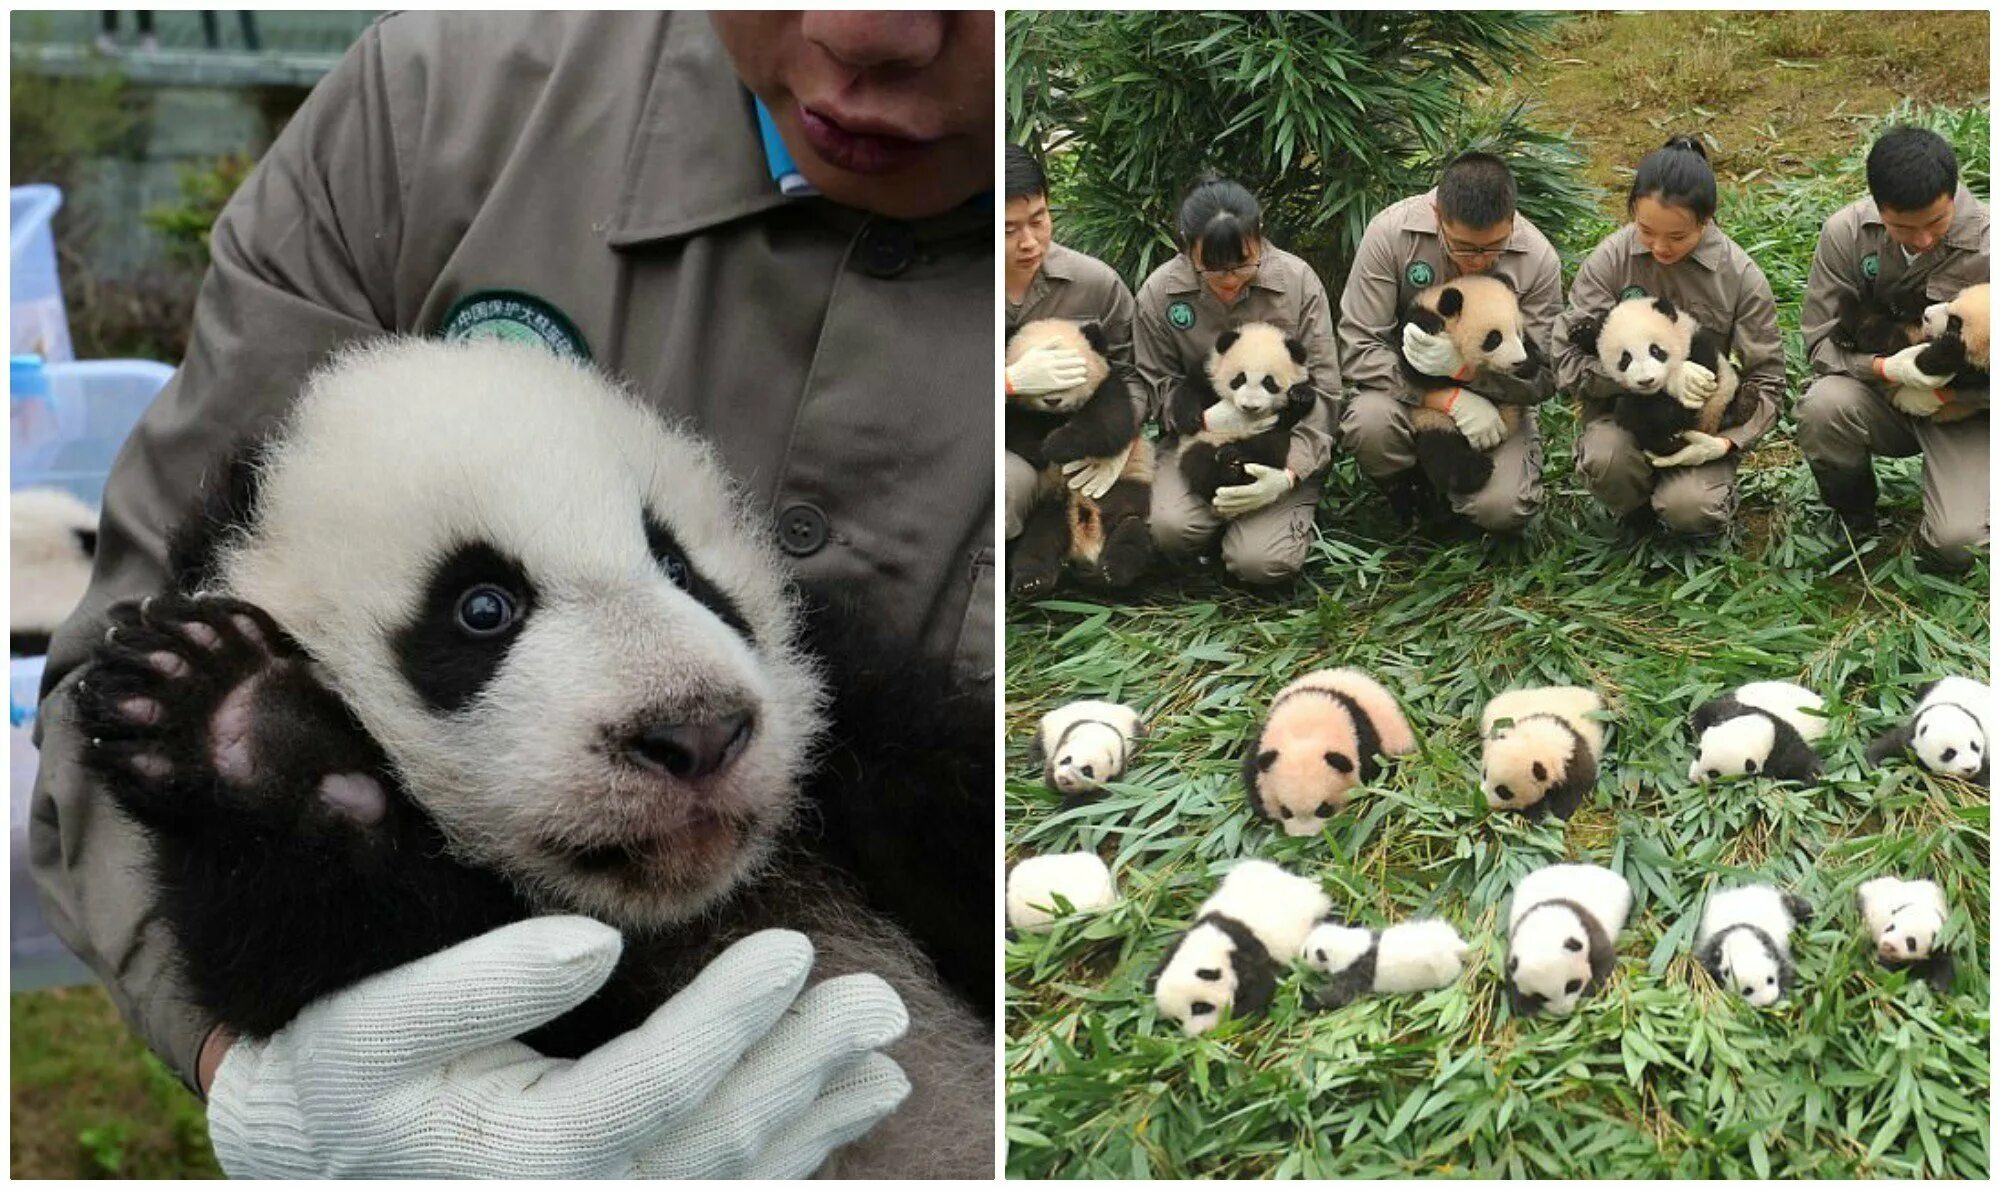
[1506,862,1631,1018]
[1398,274,1541,495]
[1166,322,1317,503]
[1569,295,1754,457]
[1866,676,1991,786]
[1300,918,1470,1010]
[1856,875,1953,992]
[1688,680,1828,785]
[11,486,99,656]
[1243,668,1417,837]
[1005,318,1154,598]
[1149,859,1331,1035]
[1480,685,1605,821]
[1910,283,1990,423]
[1694,884,1813,1007]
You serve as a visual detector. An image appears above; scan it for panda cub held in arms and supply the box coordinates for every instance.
[1570,295,1754,457]
[1688,680,1828,785]
[1029,698,1145,802]
[72,338,991,1178]
[1244,668,1417,837]
[1166,322,1317,503]
[1856,875,1953,991]
[1904,283,1990,422]
[1149,859,1330,1036]
[1397,274,1542,495]
[1694,884,1813,1007]
[1480,685,1605,821]
[11,487,99,657]
[1005,318,1154,597]
[1300,918,1470,1010]
[1866,676,1991,785]
[1505,862,1631,1018]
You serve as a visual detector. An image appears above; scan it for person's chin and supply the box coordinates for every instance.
[795,153,987,220]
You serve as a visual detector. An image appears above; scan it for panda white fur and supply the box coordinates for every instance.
[1906,283,1990,424]
[1505,862,1631,1017]
[1398,275,1540,495]
[1868,676,1991,785]
[1480,685,1605,821]
[1168,322,1317,503]
[10,486,99,656]
[1006,852,1118,933]
[1693,884,1813,1007]
[1569,295,1752,458]
[1688,680,1828,785]
[1243,668,1417,837]
[1149,859,1330,1035]
[72,338,991,1177]
[1029,699,1145,800]
[1300,918,1470,1010]
[1856,875,1952,990]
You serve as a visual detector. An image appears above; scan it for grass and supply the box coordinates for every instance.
[1004,15,1990,1180]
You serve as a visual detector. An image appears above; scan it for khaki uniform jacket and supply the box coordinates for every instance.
[1801,185,1990,410]
[30,11,993,1086]
[1007,240,1146,428]
[1554,223,1784,452]
[1133,246,1342,478]
[1337,190,1563,406]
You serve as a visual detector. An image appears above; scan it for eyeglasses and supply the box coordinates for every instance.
[1442,237,1509,261]
[1197,254,1262,281]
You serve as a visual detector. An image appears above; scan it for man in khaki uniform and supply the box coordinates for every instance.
[1797,126,1990,569]
[1338,154,1562,532]
[29,11,992,1176]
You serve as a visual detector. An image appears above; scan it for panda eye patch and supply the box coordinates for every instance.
[1316,949,1328,962]
[1563,937,1582,952]
[1058,755,1071,766]
[1493,784,1512,801]
[1907,936,1919,953]
[1230,372,1248,390]
[1649,345,1668,362]
[1708,768,1720,779]
[1507,956,1518,974]
[643,512,754,643]
[455,584,517,637]
[1742,985,1756,996]
[1080,765,1095,778]
[1325,751,1353,774]
[1261,376,1280,394]
[1745,758,1757,773]
[1195,968,1221,981]
[1564,979,1583,994]
[1766,976,1775,986]
[1313,804,1333,818]
[1482,330,1502,352]
[1278,806,1294,818]
[395,540,538,715]
[1190,1001,1215,1015]
[1941,748,1957,762]
[1531,762,1547,782]
[1617,350,1633,371]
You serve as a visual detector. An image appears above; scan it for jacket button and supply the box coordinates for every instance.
[857,220,916,278]
[778,503,829,556]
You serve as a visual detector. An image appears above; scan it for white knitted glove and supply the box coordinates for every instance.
[1061,442,1135,499]
[1880,343,1954,390]
[1006,344,1088,396]
[1664,360,1719,410]
[1645,430,1731,468]
[207,918,909,1178]
[1401,321,1466,379]
[1212,463,1295,519]
[1444,388,1506,451]
[1891,384,1947,418]
[1201,400,1278,437]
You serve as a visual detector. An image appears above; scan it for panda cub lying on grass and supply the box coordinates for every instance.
[1149,860,1329,1036]
[1694,884,1813,1007]
[1866,676,1990,786]
[1505,862,1631,1018]
[1299,918,1470,1010]
[1856,875,1953,991]
[1688,680,1828,785]
[1030,698,1145,802]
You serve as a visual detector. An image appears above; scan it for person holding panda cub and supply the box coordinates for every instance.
[1553,137,1786,537]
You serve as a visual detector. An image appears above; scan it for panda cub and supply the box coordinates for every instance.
[10,487,99,657]
[1904,283,1990,423]
[1856,875,1953,991]
[1300,918,1470,1010]
[1569,295,1754,458]
[1029,699,1145,801]
[1505,862,1631,1018]
[1397,274,1541,495]
[1688,680,1828,785]
[1243,668,1417,837]
[72,338,991,1177]
[1693,884,1813,1007]
[1005,318,1154,597]
[1006,852,1117,933]
[1149,859,1330,1036]
[1866,676,1991,785]
[1480,684,1605,821]
[1166,322,1317,503]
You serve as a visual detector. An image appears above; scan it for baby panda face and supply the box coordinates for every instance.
[216,339,824,930]
[1247,696,1368,837]
[1921,283,1990,366]
[1689,714,1775,783]
[1507,904,1595,1017]
[1047,721,1125,795]
[1877,902,1944,962]
[1912,704,1985,779]
[1596,297,1689,394]
[1430,277,1533,376]
[1301,922,1373,977]
[1481,718,1571,811]
[1714,930,1784,1007]
[1006,318,1112,413]
[1205,323,1308,418]
[1152,921,1242,1037]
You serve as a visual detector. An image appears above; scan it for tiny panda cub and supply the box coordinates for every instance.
[1866,675,1991,786]
[1006,852,1117,934]
[1166,322,1317,503]
[1856,875,1953,992]
[1004,318,1154,597]
[1905,283,1990,423]
[1570,295,1754,457]
[10,487,99,657]
[1694,884,1813,1007]
[1688,680,1828,785]
[1398,274,1541,495]
[1481,685,1604,821]
[1244,668,1417,837]
[1149,859,1330,1036]
[1506,862,1632,1018]
[1029,699,1145,803]
[1300,918,1470,1010]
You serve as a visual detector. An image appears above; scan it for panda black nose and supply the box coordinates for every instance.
[629,712,755,780]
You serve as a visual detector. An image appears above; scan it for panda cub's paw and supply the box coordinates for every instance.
[78,593,391,835]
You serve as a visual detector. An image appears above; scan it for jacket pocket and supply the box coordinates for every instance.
[951,548,995,690]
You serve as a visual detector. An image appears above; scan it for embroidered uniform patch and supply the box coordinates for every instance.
[1406,261,1434,288]
[1620,285,1648,301]
[440,290,591,361]
[1861,253,1880,280]
[1168,301,1195,330]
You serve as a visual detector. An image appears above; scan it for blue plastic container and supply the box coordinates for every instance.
[10,185,72,363]
[11,358,175,503]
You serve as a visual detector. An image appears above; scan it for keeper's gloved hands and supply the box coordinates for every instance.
[206,918,909,1179]
[1645,430,1731,469]
[1401,321,1467,379]
[1443,388,1507,451]
[1062,442,1135,500]
[1005,344,1088,396]
[1891,384,1948,418]
[1664,360,1719,410]
[1200,400,1278,437]
[1878,343,1954,391]
[1212,463,1295,519]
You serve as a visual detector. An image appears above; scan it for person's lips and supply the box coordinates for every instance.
[797,103,941,174]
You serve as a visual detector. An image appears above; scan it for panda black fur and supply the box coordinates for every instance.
[1688,680,1828,785]
[1693,884,1813,1007]
[1397,275,1540,495]
[1005,318,1153,597]
[1866,676,1991,785]
[1164,322,1316,503]
[1148,859,1328,1035]
[1569,295,1754,457]
[72,338,992,1177]
[11,487,99,656]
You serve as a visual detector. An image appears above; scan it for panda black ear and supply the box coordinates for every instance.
[1437,286,1465,318]
[1651,296,1679,321]
[75,527,98,556]
[1214,329,1241,355]
[1284,337,1307,366]
[1079,321,1108,356]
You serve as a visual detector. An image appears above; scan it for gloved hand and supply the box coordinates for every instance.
[1878,343,1954,390]
[1891,384,1948,418]
[1212,462,1295,519]
[207,918,909,1178]
[1444,388,1507,451]
[1401,321,1466,379]
[1664,360,1718,410]
[1201,400,1278,437]
[1005,344,1088,396]
[1062,441,1135,500]
[1645,430,1731,468]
